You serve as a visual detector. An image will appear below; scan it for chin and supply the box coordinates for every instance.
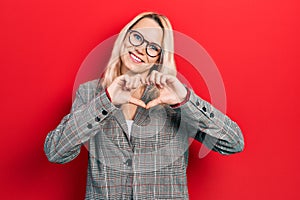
[121,51,155,75]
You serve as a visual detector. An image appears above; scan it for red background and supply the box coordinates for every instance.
[1,0,299,199]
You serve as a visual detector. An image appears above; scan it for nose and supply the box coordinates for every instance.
[134,42,147,55]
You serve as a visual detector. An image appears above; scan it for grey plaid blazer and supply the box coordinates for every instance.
[44,79,244,200]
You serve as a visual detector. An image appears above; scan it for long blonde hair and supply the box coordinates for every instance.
[101,12,176,88]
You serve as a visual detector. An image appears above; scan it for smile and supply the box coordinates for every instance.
[129,52,144,63]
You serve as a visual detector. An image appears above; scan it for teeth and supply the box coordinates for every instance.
[131,53,142,62]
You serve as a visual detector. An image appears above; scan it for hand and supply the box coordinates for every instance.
[107,74,147,108]
[145,70,187,109]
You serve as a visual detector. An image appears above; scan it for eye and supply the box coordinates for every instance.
[148,44,160,52]
[133,33,142,42]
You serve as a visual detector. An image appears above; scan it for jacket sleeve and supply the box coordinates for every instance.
[175,89,244,155]
[44,81,117,164]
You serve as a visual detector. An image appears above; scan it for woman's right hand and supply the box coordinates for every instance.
[107,74,146,108]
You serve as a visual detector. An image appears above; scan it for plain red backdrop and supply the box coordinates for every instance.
[1,0,299,199]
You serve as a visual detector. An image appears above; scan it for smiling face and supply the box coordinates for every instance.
[120,17,163,76]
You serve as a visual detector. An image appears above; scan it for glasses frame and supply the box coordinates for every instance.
[127,30,162,58]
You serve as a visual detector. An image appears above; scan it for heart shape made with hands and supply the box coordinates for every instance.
[107,71,188,109]
[128,83,185,109]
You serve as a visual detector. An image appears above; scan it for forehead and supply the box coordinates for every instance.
[131,18,163,44]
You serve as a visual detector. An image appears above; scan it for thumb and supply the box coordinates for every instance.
[129,97,146,108]
[146,98,161,109]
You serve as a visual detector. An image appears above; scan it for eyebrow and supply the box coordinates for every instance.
[131,29,162,45]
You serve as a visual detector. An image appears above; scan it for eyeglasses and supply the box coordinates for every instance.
[128,30,162,58]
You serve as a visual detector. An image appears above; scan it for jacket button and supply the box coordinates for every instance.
[210,112,214,118]
[125,158,132,167]
[202,107,206,112]
[87,123,93,129]
[196,100,200,106]
[95,116,100,122]
[102,109,108,115]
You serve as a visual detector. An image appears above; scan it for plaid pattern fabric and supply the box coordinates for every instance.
[44,79,244,200]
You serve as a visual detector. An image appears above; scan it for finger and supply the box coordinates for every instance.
[148,70,157,85]
[146,71,156,85]
[140,75,147,85]
[146,98,161,109]
[165,75,176,85]
[161,75,167,86]
[123,74,129,90]
[132,75,142,89]
[116,74,125,81]
[127,74,142,89]
[145,75,150,85]
[155,72,163,88]
[115,75,125,87]
[124,74,131,90]
[129,97,146,108]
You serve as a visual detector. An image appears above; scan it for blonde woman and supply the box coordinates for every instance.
[44,12,244,199]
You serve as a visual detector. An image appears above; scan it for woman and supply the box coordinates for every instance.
[44,12,244,200]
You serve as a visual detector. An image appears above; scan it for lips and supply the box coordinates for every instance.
[129,52,144,63]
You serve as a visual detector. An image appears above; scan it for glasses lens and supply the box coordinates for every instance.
[129,31,143,46]
[147,43,161,57]
[128,30,162,57]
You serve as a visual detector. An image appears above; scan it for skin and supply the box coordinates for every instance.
[107,17,187,120]
[120,18,163,77]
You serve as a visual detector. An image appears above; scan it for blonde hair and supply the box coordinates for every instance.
[101,12,176,88]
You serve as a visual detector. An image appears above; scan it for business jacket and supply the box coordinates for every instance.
[44,79,244,200]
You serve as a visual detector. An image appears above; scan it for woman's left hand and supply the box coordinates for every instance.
[146,70,187,109]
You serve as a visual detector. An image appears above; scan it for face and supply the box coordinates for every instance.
[120,17,163,76]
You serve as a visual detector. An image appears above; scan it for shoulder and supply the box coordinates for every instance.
[76,79,103,101]
[78,79,103,91]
